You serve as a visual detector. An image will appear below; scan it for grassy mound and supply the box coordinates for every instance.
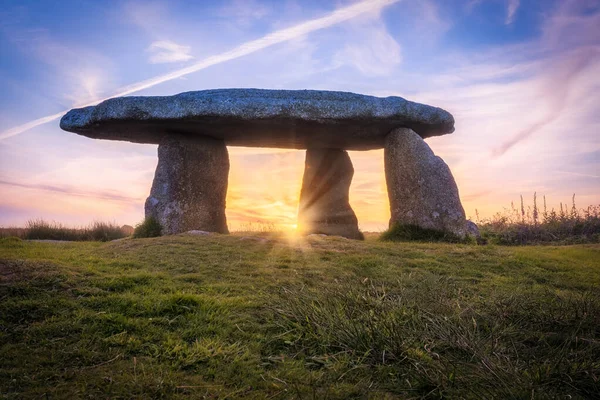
[380,223,465,243]
[1,234,599,398]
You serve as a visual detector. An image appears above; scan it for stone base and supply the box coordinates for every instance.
[298,148,362,240]
[384,128,467,238]
[145,134,229,235]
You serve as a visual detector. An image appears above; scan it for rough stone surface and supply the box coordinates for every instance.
[60,89,455,150]
[384,128,467,238]
[145,134,229,235]
[466,220,481,238]
[298,148,362,239]
[186,230,212,235]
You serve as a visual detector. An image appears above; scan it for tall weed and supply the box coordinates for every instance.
[477,194,600,245]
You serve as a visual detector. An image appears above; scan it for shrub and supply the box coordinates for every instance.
[133,216,162,238]
[25,219,80,241]
[380,223,464,243]
[0,236,25,248]
[0,228,27,239]
[89,221,130,241]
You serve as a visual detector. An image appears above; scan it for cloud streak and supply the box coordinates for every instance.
[333,20,402,76]
[0,179,142,203]
[505,0,520,25]
[0,0,399,141]
[147,40,194,64]
[492,47,598,157]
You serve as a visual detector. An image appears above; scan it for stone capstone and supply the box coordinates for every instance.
[384,128,467,238]
[298,148,362,240]
[60,89,455,150]
[145,134,229,235]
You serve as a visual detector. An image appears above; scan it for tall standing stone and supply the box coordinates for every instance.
[384,128,467,238]
[145,134,229,235]
[298,148,362,239]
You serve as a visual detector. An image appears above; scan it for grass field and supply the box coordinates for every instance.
[1,233,599,399]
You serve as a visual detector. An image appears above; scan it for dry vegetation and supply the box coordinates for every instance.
[476,194,600,245]
[0,219,130,242]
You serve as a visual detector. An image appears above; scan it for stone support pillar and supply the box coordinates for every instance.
[298,148,362,239]
[384,128,467,238]
[145,134,229,235]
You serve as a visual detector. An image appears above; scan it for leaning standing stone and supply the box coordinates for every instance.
[298,148,362,239]
[145,135,229,235]
[384,128,467,238]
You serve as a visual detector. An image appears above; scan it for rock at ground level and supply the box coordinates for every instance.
[384,128,467,238]
[145,134,229,235]
[298,148,362,240]
[120,225,134,235]
[466,220,480,238]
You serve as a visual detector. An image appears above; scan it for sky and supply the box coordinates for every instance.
[0,0,599,232]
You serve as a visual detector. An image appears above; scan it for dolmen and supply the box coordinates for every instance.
[60,89,470,239]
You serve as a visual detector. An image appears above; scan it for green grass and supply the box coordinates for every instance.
[381,223,465,243]
[1,233,599,398]
[133,216,162,238]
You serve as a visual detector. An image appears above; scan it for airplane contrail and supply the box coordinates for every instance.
[0,0,399,141]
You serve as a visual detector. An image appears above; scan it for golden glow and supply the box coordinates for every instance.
[224,148,392,232]
[226,148,304,231]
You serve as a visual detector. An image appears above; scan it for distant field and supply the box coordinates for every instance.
[1,233,599,398]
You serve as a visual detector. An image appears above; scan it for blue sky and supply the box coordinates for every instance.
[0,0,599,230]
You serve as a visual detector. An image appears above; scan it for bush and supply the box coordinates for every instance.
[380,223,464,243]
[89,221,129,241]
[133,217,162,238]
[0,228,27,239]
[0,236,25,248]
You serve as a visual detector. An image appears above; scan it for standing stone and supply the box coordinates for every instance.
[384,128,467,238]
[298,148,362,239]
[145,134,229,235]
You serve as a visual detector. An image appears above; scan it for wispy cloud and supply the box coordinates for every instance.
[333,20,402,76]
[419,0,453,36]
[555,170,600,179]
[505,0,520,25]
[0,0,400,142]
[123,0,169,35]
[492,46,598,157]
[465,0,483,13]
[0,179,142,203]
[219,0,271,26]
[2,28,114,106]
[147,40,193,64]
